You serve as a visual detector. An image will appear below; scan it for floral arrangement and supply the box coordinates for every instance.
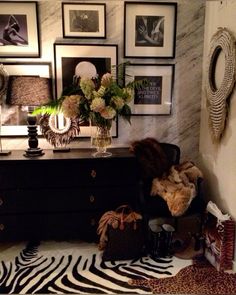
[35,68,142,130]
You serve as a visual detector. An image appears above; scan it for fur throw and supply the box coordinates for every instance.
[130,137,171,179]
[151,161,203,217]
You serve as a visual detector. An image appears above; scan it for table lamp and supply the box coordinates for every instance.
[7,75,52,157]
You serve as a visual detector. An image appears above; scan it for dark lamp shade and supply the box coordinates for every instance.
[6,75,52,106]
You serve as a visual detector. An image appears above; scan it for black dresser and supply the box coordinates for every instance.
[0,148,140,242]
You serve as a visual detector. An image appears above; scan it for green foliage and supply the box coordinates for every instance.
[33,96,64,115]
[120,104,132,124]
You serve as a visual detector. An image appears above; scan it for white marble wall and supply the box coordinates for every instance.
[199,0,236,266]
[1,0,205,163]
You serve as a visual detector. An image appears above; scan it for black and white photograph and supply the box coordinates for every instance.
[135,16,164,47]
[61,57,111,90]
[0,14,28,46]
[54,43,118,136]
[124,2,177,58]
[69,10,99,33]
[0,62,52,136]
[62,3,106,38]
[0,2,40,57]
[125,64,174,115]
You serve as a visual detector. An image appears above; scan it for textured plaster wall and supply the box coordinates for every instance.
[1,0,205,164]
[199,0,236,267]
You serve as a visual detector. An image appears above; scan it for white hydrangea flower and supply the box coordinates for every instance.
[101,106,116,120]
[96,85,106,97]
[61,95,81,118]
[90,97,105,112]
[101,73,113,87]
[80,77,95,100]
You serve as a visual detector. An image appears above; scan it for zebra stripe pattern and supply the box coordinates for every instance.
[0,241,189,294]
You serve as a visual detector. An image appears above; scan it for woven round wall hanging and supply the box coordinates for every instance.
[206,27,236,142]
[39,114,80,149]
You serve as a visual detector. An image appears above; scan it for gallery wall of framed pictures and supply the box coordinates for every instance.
[0,0,177,137]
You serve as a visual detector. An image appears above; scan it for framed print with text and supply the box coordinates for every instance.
[54,43,118,137]
[0,1,40,58]
[124,2,177,58]
[0,62,52,136]
[62,2,106,38]
[125,64,174,115]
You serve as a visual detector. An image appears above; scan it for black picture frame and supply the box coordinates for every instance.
[62,2,106,39]
[0,1,40,58]
[0,62,52,136]
[54,43,118,137]
[124,63,174,115]
[124,1,177,58]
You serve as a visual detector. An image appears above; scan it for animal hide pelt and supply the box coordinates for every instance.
[130,137,171,179]
[151,161,203,217]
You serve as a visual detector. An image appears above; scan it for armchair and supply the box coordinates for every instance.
[131,139,206,256]
[135,142,205,217]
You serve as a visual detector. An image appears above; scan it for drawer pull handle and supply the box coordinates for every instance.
[89,195,95,203]
[0,224,5,231]
[91,170,97,178]
[90,219,96,226]
[0,198,3,206]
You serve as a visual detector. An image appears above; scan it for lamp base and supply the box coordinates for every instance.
[24,147,44,158]
[0,150,11,156]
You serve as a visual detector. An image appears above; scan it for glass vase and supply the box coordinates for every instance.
[91,125,112,157]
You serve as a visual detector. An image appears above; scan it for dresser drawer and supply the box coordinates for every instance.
[0,212,102,242]
[0,148,140,242]
[0,157,139,189]
[0,186,138,214]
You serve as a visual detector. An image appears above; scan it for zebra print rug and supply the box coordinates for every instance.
[0,240,192,294]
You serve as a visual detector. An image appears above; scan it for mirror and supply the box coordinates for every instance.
[208,45,225,92]
[48,113,72,134]
[206,28,236,142]
[39,114,80,149]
